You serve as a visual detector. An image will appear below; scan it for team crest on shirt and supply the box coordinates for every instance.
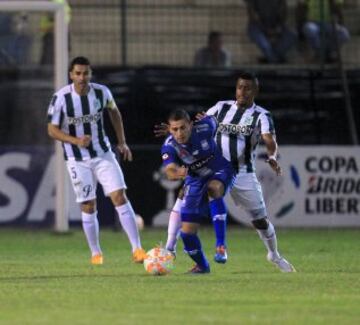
[93,98,102,110]
[243,116,254,125]
[201,140,209,150]
[162,153,169,160]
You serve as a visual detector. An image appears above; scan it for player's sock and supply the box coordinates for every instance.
[256,222,280,259]
[180,231,209,270]
[165,198,183,251]
[209,198,227,247]
[82,211,102,256]
[116,202,142,252]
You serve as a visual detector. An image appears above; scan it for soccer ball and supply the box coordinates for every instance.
[135,214,144,231]
[144,247,174,275]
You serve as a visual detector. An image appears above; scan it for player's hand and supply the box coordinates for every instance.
[154,123,169,137]
[266,157,282,176]
[177,166,188,179]
[117,143,133,162]
[195,111,207,121]
[77,135,91,147]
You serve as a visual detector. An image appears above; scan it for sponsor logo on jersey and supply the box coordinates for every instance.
[94,98,102,110]
[67,112,102,125]
[189,154,214,171]
[195,124,209,132]
[218,123,252,136]
[201,140,209,150]
[162,153,169,160]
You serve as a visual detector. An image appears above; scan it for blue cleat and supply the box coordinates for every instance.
[187,264,210,274]
[214,246,227,264]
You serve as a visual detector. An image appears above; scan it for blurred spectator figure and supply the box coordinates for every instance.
[0,12,31,66]
[194,31,231,68]
[296,0,350,63]
[40,0,71,65]
[245,0,296,63]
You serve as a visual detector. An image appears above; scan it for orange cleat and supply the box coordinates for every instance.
[132,248,147,263]
[91,254,103,265]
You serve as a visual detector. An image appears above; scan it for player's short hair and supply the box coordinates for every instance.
[168,109,191,123]
[69,56,91,72]
[238,72,259,89]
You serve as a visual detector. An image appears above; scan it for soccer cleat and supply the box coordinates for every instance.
[91,254,103,265]
[214,245,227,264]
[132,248,147,263]
[168,249,177,260]
[187,264,210,274]
[267,253,296,273]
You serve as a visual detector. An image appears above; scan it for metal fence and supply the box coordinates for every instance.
[1,0,359,67]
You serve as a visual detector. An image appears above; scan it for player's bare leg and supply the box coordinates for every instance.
[110,189,146,263]
[253,218,296,273]
[80,200,103,265]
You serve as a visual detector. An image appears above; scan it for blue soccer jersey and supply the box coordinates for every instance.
[161,116,235,218]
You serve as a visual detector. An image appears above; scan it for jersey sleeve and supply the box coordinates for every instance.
[161,143,179,167]
[201,115,218,137]
[47,94,63,126]
[206,101,221,117]
[103,86,118,110]
[259,112,276,135]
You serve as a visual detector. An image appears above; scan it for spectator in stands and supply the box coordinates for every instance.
[0,12,31,66]
[40,0,71,65]
[296,0,350,63]
[194,31,231,68]
[244,0,296,64]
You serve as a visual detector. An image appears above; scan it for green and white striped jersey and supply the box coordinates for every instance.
[207,101,275,173]
[47,82,116,161]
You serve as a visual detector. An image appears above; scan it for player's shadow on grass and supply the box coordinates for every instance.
[0,273,146,282]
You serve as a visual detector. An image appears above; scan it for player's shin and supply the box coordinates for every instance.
[115,202,142,251]
[209,198,227,247]
[180,230,209,270]
[255,220,280,259]
[81,211,102,256]
[165,198,183,252]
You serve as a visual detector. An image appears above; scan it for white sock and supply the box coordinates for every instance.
[82,211,102,256]
[166,198,183,251]
[115,202,141,252]
[256,222,280,259]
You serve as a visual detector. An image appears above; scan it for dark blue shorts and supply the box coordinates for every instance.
[181,166,235,222]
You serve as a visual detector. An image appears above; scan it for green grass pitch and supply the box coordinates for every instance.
[0,227,359,324]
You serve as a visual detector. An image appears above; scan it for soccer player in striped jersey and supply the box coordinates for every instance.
[161,72,295,272]
[47,56,147,265]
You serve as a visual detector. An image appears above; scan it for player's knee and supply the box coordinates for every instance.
[110,189,127,206]
[80,200,96,214]
[181,222,198,234]
[207,180,224,199]
[252,217,269,230]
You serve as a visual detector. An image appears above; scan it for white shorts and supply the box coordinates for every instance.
[66,151,127,203]
[229,173,267,220]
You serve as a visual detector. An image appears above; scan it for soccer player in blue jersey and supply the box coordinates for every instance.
[161,109,235,274]
[157,72,296,272]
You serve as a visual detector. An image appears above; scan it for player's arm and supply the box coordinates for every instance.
[107,101,133,162]
[154,122,169,137]
[47,123,91,147]
[262,132,282,176]
[164,163,188,181]
[47,94,90,147]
